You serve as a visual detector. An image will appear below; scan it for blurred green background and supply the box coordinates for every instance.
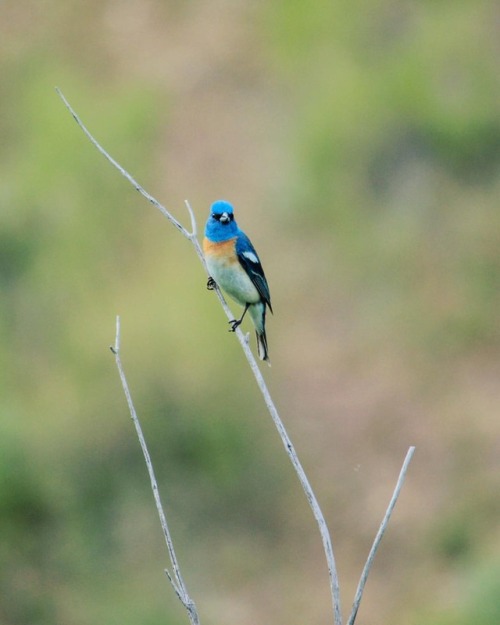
[1,1,499,624]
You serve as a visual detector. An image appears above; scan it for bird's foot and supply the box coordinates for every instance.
[206,277,216,290]
[228,319,242,332]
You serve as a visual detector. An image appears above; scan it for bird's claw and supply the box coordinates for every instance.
[228,319,241,332]
[206,277,216,290]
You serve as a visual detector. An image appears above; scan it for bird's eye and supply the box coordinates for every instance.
[212,212,233,223]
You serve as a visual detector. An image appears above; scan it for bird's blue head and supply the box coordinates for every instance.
[205,200,238,242]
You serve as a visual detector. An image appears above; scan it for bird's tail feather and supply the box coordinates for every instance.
[256,331,271,366]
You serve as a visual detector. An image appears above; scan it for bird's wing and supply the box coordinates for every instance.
[236,232,272,311]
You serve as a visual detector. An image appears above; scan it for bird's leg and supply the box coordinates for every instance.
[229,304,250,332]
[206,277,216,290]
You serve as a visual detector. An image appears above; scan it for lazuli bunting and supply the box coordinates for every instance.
[203,200,272,364]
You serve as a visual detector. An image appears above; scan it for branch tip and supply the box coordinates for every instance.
[184,199,197,237]
[114,315,121,353]
[56,90,191,238]
[347,445,416,625]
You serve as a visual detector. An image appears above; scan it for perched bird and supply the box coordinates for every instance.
[203,200,272,363]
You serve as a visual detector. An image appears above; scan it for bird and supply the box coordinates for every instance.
[203,200,272,364]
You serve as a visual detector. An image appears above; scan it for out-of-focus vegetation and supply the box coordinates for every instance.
[1,1,499,624]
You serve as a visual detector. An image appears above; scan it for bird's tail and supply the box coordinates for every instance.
[256,330,271,366]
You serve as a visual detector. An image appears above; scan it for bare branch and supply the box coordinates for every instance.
[55,87,187,238]
[111,316,200,625]
[56,87,245,334]
[59,87,342,625]
[230,328,343,624]
[347,446,416,625]
[58,89,416,625]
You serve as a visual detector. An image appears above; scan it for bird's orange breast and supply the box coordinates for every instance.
[203,237,238,264]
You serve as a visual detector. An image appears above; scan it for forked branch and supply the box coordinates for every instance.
[58,88,415,625]
[110,316,200,625]
[57,86,342,624]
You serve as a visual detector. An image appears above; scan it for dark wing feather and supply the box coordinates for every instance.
[236,232,272,312]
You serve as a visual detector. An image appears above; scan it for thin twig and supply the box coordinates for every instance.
[347,446,416,625]
[56,87,186,237]
[111,316,200,625]
[184,199,197,238]
[227,325,343,625]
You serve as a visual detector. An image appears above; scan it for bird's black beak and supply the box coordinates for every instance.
[219,212,230,223]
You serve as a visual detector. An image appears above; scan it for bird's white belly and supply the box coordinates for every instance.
[207,257,260,306]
